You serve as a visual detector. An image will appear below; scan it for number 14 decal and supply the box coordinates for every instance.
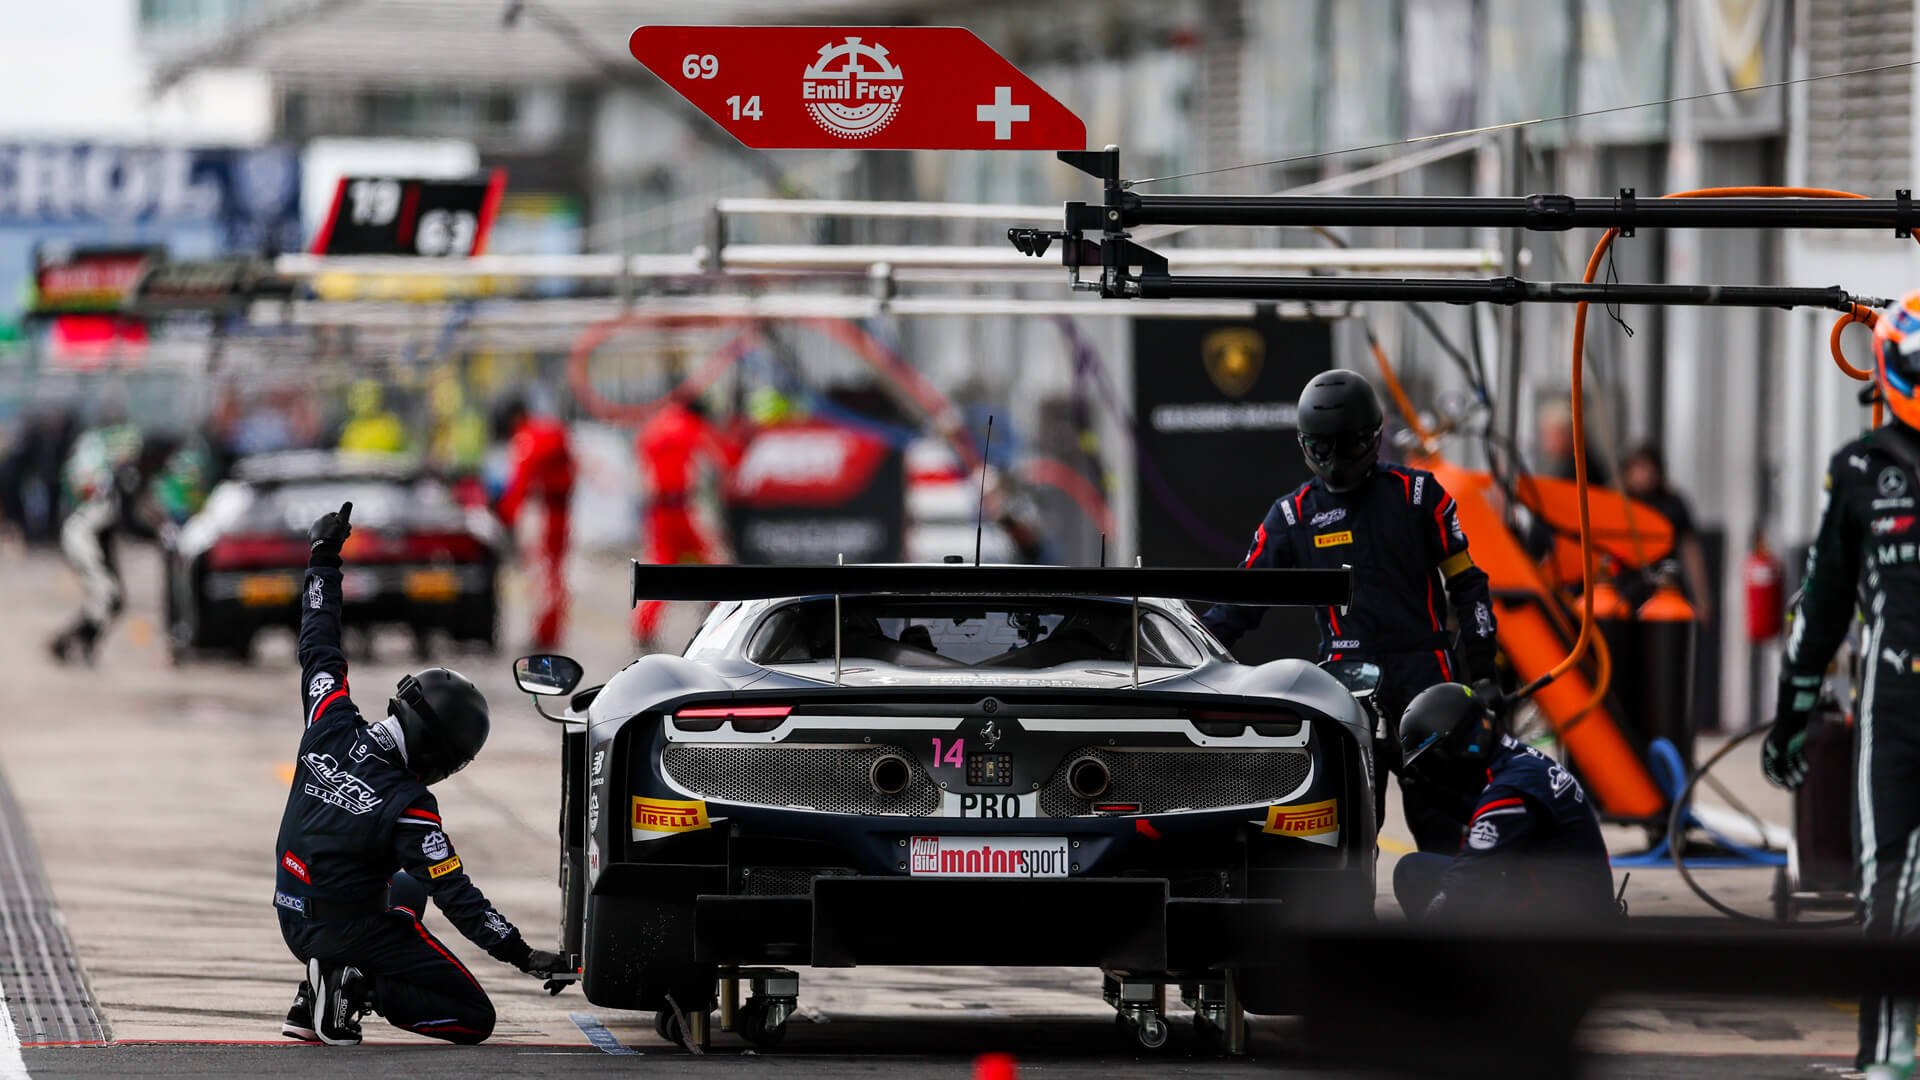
[929,737,965,769]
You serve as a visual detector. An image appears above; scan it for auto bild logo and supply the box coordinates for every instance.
[908,836,1070,878]
[802,37,904,139]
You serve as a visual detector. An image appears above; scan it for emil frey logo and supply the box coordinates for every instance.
[802,37,904,139]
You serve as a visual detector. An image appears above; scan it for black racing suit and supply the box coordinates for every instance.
[1392,736,1616,924]
[273,562,531,1044]
[1777,428,1920,1068]
[1202,464,1499,852]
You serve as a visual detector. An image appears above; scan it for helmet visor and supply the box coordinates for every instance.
[1298,430,1376,466]
[1400,727,1445,770]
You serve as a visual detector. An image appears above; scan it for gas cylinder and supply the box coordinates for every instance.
[1744,534,1786,643]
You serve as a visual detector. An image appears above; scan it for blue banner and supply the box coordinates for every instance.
[0,142,301,253]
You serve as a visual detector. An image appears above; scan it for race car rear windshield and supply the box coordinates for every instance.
[748,598,1207,670]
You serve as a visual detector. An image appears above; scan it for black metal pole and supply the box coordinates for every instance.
[1120,193,1919,233]
[1134,274,1872,310]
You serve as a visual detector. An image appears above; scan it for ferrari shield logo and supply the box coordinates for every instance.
[1202,328,1264,399]
[1263,798,1339,842]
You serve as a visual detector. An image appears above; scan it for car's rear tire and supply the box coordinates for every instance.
[581,893,714,1012]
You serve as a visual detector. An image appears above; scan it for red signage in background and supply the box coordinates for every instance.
[30,246,161,315]
[629,26,1086,151]
[726,421,904,565]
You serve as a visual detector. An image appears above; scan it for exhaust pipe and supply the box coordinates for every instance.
[870,753,912,797]
[1067,755,1111,800]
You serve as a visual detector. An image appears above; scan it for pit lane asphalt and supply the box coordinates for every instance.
[0,543,1867,1076]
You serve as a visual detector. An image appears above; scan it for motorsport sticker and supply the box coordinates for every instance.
[421,831,451,860]
[632,797,711,835]
[427,855,463,879]
[802,37,904,139]
[1313,530,1354,549]
[1264,798,1339,842]
[908,835,1069,878]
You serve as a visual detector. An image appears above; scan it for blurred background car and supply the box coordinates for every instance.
[164,451,504,662]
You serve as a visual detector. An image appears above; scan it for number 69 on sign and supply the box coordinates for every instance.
[681,53,718,79]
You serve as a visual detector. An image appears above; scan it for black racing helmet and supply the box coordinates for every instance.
[1398,682,1496,794]
[390,668,491,785]
[1296,370,1384,492]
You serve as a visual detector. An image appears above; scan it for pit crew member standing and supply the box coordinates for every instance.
[1202,370,1499,852]
[1764,291,1920,1079]
[494,398,576,650]
[274,501,570,1046]
[1391,683,1614,923]
[47,414,151,665]
[633,393,738,646]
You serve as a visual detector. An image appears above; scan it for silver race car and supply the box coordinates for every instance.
[516,563,1376,1051]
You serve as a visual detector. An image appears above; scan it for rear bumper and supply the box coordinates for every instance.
[598,864,1368,970]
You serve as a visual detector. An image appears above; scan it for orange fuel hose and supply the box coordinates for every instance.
[1536,186,1901,710]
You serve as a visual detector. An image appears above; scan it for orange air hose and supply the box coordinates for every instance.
[1831,303,1883,427]
[1541,186,1901,708]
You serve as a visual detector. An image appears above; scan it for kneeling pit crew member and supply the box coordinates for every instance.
[1391,683,1615,923]
[273,501,571,1046]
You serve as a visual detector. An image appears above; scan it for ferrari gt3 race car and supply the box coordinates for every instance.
[516,562,1375,1051]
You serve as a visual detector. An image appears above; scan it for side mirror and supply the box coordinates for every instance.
[1319,659,1381,698]
[515,654,584,697]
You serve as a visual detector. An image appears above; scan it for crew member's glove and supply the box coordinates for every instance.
[1762,673,1819,790]
[519,948,579,994]
[308,501,353,568]
[1470,678,1505,716]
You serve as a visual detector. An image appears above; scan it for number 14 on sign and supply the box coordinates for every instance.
[726,95,762,121]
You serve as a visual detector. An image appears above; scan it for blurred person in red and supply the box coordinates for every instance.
[632,393,739,646]
[493,397,576,651]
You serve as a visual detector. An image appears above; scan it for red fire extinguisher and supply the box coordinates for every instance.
[1745,532,1785,642]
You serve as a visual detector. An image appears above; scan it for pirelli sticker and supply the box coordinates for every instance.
[1313,530,1353,548]
[427,855,463,879]
[633,796,710,836]
[1264,798,1339,845]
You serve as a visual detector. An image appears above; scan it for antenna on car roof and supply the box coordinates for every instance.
[1099,534,1106,567]
[973,416,994,567]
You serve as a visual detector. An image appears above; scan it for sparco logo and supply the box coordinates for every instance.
[301,752,383,816]
[802,38,904,139]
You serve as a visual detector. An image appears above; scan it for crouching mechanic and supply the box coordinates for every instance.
[1390,683,1615,924]
[274,501,571,1045]
[1202,370,1500,852]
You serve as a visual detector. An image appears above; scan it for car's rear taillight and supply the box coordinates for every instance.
[674,705,792,733]
[206,534,310,569]
[1188,709,1302,738]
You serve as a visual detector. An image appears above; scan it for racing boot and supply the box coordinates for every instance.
[280,979,318,1042]
[308,959,370,1046]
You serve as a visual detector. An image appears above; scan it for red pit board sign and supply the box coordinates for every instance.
[630,26,1085,151]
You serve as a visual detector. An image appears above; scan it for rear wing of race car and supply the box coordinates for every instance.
[631,561,1352,688]
[629,561,1352,609]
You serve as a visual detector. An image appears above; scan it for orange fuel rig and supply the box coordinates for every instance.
[1013,145,1911,830]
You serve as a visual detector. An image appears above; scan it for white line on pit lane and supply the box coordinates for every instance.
[0,981,28,1080]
